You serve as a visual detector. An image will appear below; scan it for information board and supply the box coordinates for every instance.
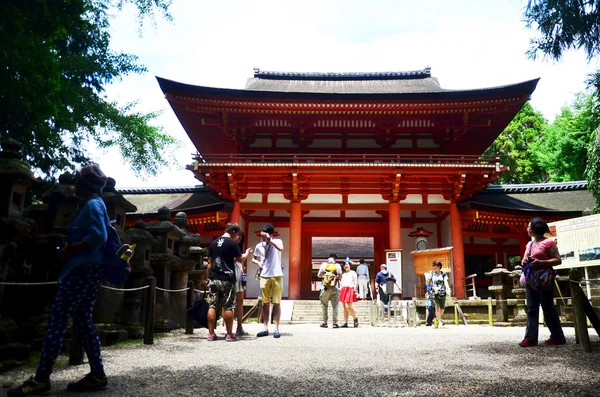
[549,214,600,269]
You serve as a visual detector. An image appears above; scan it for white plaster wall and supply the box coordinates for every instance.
[402,194,423,204]
[428,194,450,204]
[245,221,290,299]
[241,193,262,203]
[347,139,379,148]
[268,194,288,203]
[348,194,387,204]
[304,210,341,218]
[345,210,380,218]
[302,194,342,204]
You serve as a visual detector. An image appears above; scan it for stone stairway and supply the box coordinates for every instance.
[290,300,373,325]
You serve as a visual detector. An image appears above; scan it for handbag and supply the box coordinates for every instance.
[187,287,217,328]
[525,241,556,292]
[529,268,556,292]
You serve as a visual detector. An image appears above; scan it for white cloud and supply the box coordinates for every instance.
[94,0,597,188]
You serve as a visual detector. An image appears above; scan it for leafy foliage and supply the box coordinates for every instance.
[525,0,600,61]
[485,103,549,184]
[0,0,175,177]
[586,126,600,212]
[534,94,600,182]
[524,0,600,211]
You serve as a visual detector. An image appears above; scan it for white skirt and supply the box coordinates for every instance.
[235,262,246,293]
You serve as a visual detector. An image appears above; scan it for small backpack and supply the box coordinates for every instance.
[322,262,338,289]
[98,201,132,285]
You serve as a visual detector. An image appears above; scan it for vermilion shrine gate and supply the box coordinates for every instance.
[156,67,545,300]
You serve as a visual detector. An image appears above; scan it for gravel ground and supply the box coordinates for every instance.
[1,324,599,397]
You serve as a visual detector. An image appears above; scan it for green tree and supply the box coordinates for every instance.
[485,102,549,184]
[0,0,175,177]
[524,0,600,211]
[535,93,600,182]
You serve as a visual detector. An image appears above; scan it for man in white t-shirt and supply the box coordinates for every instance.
[254,224,284,338]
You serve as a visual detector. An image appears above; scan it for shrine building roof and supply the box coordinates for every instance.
[464,181,594,215]
[245,67,445,94]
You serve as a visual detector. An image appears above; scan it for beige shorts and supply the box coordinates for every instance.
[260,276,283,304]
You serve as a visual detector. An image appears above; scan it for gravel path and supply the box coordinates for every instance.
[2,324,599,397]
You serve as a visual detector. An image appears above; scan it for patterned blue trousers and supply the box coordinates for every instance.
[36,263,105,379]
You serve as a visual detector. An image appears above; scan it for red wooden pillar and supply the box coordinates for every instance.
[450,202,466,299]
[519,234,531,261]
[230,201,241,224]
[389,201,401,249]
[289,201,302,299]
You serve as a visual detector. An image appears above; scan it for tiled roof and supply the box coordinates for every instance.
[467,185,594,215]
[121,189,229,215]
[245,67,443,94]
[484,181,588,193]
[252,67,432,81]
[118,186,205,195]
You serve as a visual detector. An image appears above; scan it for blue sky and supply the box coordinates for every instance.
[95,0,597,188]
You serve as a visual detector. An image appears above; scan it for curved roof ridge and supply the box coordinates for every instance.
[485,180,588,193]
[253,67,432,81]
[118,186,205,195]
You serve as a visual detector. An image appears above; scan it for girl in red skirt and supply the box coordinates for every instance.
[339,261,359,327]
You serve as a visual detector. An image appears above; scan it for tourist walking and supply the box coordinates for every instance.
[318,254,343,328]
[356,258,370,300]
[425,282,435,326]
[375,264,398,314]
[339,261,359,327]
[519,217,566,347]
[426,261,451,328]
[206,223,252,342]
[234,231,249,336]
[256,224,284,338]
[9,164,112,396]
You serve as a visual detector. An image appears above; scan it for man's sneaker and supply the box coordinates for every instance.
[207,333,218,341]
[257,330,269,337]
[433,319,439,328]
[273,330,281,338]
[66,373,108,392]
[225,333,238,342]
[7,376,51,396]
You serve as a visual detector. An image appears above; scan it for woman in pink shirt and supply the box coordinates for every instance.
[519,217,566,347]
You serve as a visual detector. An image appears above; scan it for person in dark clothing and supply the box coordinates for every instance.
[206,223,252,342]
[9,164,111,396]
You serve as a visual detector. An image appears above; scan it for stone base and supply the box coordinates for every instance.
[154,318,179,333]
[94,324,128,346]
[122,325,144,339]
[493,322,513,327]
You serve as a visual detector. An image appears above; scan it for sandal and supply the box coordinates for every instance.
[320,322,328,328]
[332,324,339,329]
[354,318,359,327]
[339,323,349,328]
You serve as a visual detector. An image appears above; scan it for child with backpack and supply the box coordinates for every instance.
[426,260,451,328]
[317,254,342,328]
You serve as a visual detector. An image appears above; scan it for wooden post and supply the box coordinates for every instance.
[581,294,600,336]
[488,297,493,326]
[450,203,466,298]
[289,201,302,299]
[144,276,156,345]
[185,280,194,335]
[454,301,459,325]
[68,327,84,365]
[570,270,591,352]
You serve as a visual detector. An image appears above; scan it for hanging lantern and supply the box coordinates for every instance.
[408,227,433,251]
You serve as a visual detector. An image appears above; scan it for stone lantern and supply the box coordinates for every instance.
[0,138,37,218]
[0,138,37,313]
[509,265,527,324]
[408,227,433,251]
[101,177,136,235]
[145,207,185,324]
[485,264,512,323]
[121,221,155,336]
[171,212,201,324]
